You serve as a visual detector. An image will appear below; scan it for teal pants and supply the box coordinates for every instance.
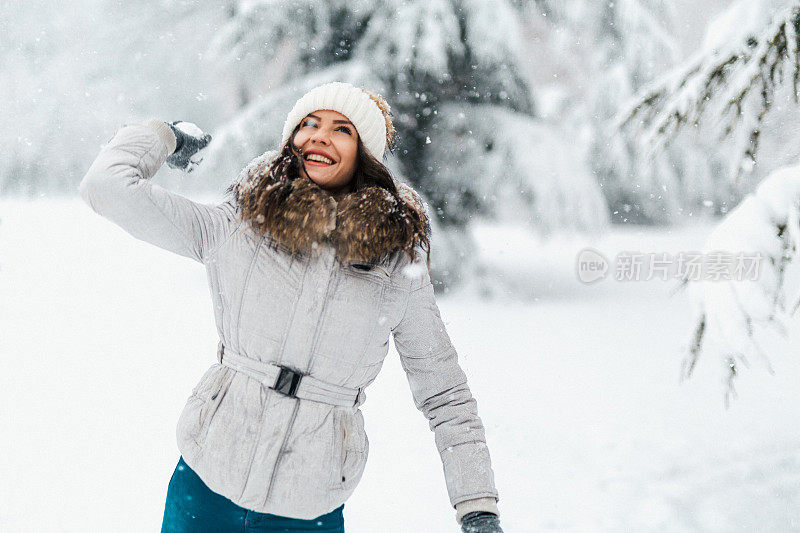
[161,456,345,532]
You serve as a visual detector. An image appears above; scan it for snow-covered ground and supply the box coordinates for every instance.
[2,199,799,532]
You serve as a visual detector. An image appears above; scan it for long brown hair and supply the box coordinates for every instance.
[228,121,431,268]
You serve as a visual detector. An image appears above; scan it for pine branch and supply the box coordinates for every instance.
[616,4,800,177]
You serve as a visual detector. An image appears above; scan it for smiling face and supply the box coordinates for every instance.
[292,109,359,197]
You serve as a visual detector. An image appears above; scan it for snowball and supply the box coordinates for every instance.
[174,121,204,137]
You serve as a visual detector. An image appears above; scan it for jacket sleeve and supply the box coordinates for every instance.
[391,258,500,513]
[78,119,237,263]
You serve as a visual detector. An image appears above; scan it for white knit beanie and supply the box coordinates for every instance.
[280,81,389,160]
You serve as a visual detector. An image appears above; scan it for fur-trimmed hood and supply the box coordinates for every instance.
[226,150,431,266]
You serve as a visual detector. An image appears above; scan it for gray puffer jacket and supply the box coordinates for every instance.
[79,120,499,521]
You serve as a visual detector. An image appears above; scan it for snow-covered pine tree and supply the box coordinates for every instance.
[528,0,727,223]
[199,0,609,289]
[621,0,800,186]
[681,163,800,404]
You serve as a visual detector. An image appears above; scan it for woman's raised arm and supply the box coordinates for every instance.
[391,257,501,527]
[79,119,235,263]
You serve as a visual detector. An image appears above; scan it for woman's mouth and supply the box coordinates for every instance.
[306,159,334,167]
[305,153,335,166]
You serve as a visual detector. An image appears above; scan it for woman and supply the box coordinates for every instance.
[79,82,502,532]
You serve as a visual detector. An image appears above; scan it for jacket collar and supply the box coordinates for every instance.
[227,150,430,266]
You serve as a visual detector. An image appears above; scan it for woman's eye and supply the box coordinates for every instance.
[302,119,351,135]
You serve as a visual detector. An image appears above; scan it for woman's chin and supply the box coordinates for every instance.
[308,176,338,191]
[303,167,353,193]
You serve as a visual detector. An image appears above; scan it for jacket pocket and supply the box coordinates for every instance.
[330,409,369,490]
[193,366,232,445]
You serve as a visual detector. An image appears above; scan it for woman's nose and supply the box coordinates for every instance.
[310,128,331,144]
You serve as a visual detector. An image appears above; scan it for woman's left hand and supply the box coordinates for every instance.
[461,511,504,533]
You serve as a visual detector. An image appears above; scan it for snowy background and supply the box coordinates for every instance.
[3,1,800,531]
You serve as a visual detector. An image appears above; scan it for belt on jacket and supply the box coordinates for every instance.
[216,341,364,407]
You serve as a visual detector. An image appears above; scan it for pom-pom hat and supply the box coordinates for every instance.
[280,81,389,161]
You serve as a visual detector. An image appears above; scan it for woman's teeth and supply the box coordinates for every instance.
[305,153,334,165]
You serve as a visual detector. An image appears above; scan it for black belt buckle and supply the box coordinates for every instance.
[272,366,303,398]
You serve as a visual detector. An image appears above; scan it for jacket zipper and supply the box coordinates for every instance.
[262,399,300,501]
[262,261,338,505]
[339,415,348,484]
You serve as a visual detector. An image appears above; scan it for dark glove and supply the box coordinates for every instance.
[461,511,503,533]
[166,121,212,173]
